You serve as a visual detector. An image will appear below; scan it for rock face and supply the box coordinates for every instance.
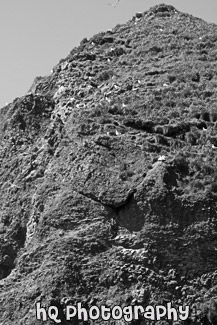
[0,3,217,324]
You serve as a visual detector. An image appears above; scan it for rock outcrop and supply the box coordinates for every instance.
[0,3,217,324]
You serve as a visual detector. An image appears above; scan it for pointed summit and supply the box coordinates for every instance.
[150,3,178,14]
[0,4,217,324]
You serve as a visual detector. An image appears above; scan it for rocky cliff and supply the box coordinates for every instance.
[0,3,217,324]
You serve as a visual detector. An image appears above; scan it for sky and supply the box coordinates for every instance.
[1,0,217,108]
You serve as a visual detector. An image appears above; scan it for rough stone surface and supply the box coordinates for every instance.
[0,3,217,324]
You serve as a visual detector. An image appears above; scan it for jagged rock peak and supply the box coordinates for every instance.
[132,4,179,23]
[150,3,178,14]
[1,3,217,325]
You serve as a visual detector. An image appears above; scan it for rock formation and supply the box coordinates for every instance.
[0,3,217,324]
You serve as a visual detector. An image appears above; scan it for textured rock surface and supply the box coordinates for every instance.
[0,3,217,324]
